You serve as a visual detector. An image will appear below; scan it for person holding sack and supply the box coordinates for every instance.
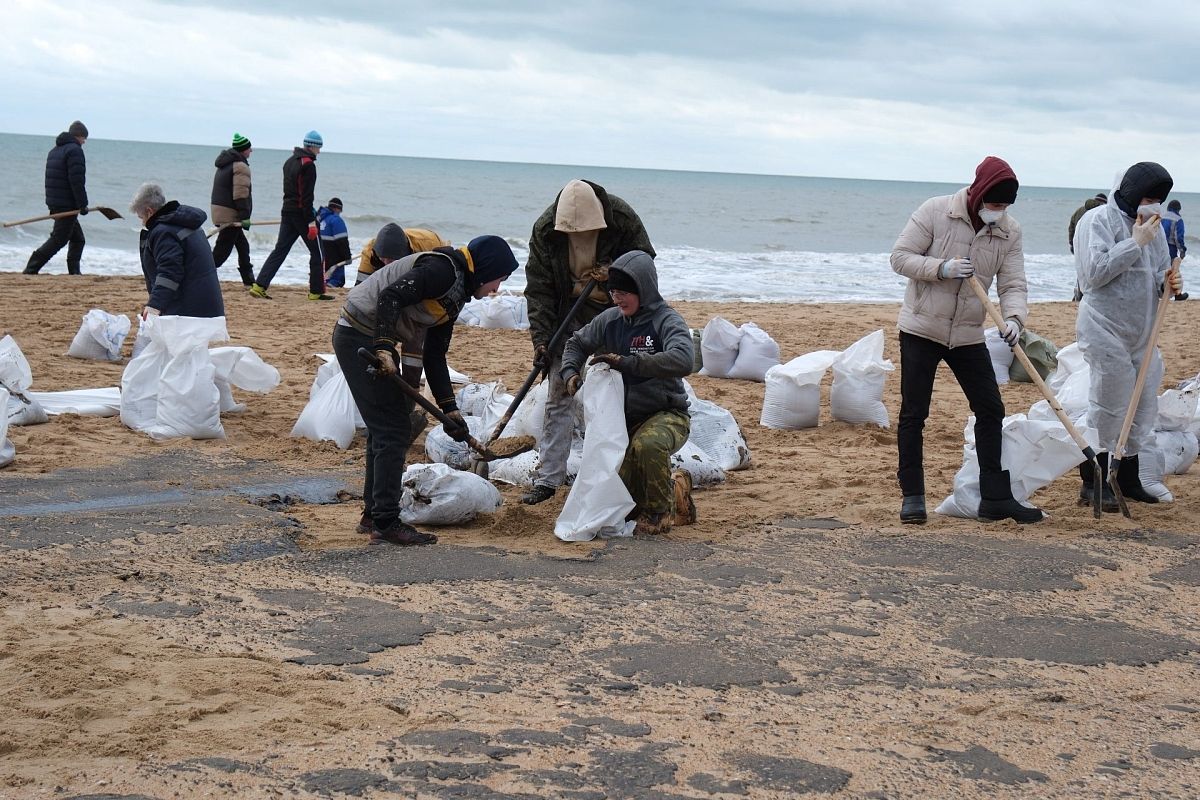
[890,155,1043,525]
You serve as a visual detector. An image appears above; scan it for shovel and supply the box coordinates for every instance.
[205,219,282,238]
[3,206,123,227]
[470,276,600,478]
[1108,258,1179,518]
[357,347,535,462]
[967,276,1102,518]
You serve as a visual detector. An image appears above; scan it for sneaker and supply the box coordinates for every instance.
[671,470,696,526]
[248,283,270,299]
[308,292,335,301]
[634,511,672,536]
[1175,293,1189,301]
[520,484,556,505]
[369,521,437,546]
[355,513,374,535]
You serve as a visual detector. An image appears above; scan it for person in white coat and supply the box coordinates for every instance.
[1073,162,1182,509]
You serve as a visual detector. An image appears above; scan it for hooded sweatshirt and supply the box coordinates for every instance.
[139,201,225,317]
[561,250,693,428]
[964,156,1019,232]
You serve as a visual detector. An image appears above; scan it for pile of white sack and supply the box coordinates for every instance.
[699,317,781,381]
[121,316,280,440]
[0,335,50,467]
[937,341,1200,517]
[760,329,894,430]
[457,293,529,330]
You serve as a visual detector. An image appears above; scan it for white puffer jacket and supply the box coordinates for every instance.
[890,187,1029,348]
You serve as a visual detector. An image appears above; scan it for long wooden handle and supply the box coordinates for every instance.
[3,209,81,227]
[967,276,1094,457]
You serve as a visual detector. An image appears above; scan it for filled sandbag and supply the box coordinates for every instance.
[0,387,13,467]
[67,309,131,362]
[490,441,584,488]
[689,395,751,471]
[1158,384,1199,432]
[459,294,529,330]
[456,381,507,418]
[830,330,893,428]
[726,323,781,382]
[760,350,840,430]
[984,327,1012,385]
[502,379,549,443]
[670,439,726,487]
[0,335,34,394]
[5,389,48,426]
[291,369,360,449]
[400,463,503,525]
[1044,342,1090,419]
[424,414,487,469]
[1009,328,1058,382]
[698,316,740,378]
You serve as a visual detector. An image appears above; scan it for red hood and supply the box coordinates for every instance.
[966,156,1018,215]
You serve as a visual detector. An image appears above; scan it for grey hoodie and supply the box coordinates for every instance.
[562,250,693,428]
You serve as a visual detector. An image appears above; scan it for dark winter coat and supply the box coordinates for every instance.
[139,201,225,317]
[524,181,655,353]
[44,132,87,213]
[281,147,317,221]
[211,148,252,225]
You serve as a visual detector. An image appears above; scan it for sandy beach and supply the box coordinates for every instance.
[3,273,1200,798]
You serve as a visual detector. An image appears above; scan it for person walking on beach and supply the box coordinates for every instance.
[354,224,448,285]
[1074,163,1181,509]
[250,131,330,301]
[890,155,1043,525]
[560,250,695,535]
[333,235,518,546]
[130,183,224,319]
[24,121,90,275]
[1069,192,1107,301]
[521,179,655,506]
[210,133,255,287]
[1162,200,1188,300]
[318,198,352,287]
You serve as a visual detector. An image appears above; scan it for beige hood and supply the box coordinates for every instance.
[554,180,607,233]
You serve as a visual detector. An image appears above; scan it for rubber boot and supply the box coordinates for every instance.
[1077,460,1094,507]
[1094,453,1121,513]
[1115,453,1159,504]
[900,495,927,525]
[978,470,1045,523]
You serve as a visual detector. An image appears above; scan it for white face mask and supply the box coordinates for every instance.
[1138,203,1163,219]
[979,208,1004,224]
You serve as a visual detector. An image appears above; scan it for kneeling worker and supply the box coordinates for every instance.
[354,223,448,285]
[560,250,694,535]
[333,235,518,545]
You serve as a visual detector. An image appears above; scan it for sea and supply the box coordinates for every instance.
[2,132,1193,303]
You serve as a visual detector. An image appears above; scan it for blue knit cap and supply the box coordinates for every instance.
[303,130,323,148]
[466,235,518,286]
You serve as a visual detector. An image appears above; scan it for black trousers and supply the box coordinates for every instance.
[333,324,415,528]
[255,216,323,293]
[25,216,84,274]
[897,331,1004,496]
[212,226,254,286]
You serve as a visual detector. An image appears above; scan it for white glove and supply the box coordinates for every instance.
[1001,318,1022,347]
[1132,216,1159,247]
[940,258,974,280]
[141,306,160,321]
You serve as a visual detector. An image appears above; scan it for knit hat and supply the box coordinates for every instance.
[68,120,88,139]
[327,197,343,210]
[606,268,639,295]
[232,132,251,151]
[466,236,518,286]
[373,223,412,262]
[982,178,1019,205]
[554,180,607,233]
[303,130,323,148]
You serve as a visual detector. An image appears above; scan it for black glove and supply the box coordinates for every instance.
[533,343,548,369]
[78,206,89,216]
[443,409,470,442]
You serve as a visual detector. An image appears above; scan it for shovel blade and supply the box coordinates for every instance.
[1090,457,1103,519]
[96,206,123,221]
[1108,457,1132,519]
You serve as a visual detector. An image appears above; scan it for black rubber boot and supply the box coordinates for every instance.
[900,495,927,525]
[1077,460,1094,507]
[978,470,1045,523]
[1094,453,1121,513]
[520,484,556,505]
[1116,453,1159,504]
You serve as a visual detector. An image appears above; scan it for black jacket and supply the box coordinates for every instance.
[139,201,225,317]
[281,147,317,221]
[44,132,87,213]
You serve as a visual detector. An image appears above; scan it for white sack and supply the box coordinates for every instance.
[984,327,1013,385]
[424,414,487,469]
[1045,342,1090,418]
[1158,386,1199,432]
[1139,445,1173,502]
[27,388,121,417]
[935,414,1081,518]
[209,346,281,414]
[6,390,48,426]
[698,317,740,378]
[760,350,840,430]
[490,441,584,488]
[555,365,636,541]
[0,387,13,468]
[689,395,752,471]
[67,309,131,362]
[830,329,893,428]
[400,462,502,525]
[459,294,529,330]
[670,439,726,487]
[291,371,360,449]
[0,335,33,393]
[1158,429,1199,475]
[726,323,781,382]
[503,379,549,443]
[456,381,506,418]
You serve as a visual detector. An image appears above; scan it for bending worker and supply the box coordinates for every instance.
[890,155,1043,525]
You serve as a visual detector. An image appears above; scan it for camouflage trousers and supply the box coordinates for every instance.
[619,410,690,514]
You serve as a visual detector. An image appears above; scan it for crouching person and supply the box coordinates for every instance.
[130,182,225,320]
[333,235,518,546]
[560,251,694,535]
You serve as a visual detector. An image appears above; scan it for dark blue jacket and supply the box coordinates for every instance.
[45,132,87,212]
[139,202,225,317]
[1162,211,1187,259]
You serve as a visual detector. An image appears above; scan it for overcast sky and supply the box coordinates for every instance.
[4,0,1198,189]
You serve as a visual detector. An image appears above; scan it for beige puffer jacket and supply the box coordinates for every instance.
[890,188,1028,348]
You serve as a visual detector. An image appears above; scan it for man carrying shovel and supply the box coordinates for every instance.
[333,234,517,546]
[24,121,90,275]
[1074,162,1181,510]
[521,179,655,505]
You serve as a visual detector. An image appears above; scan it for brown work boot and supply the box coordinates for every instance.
[633,511,672,536]
[355,512,374,535]
[671,470,696,526]
[369,521,438,546]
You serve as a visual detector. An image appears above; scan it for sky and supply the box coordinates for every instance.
[3,0,1199,189]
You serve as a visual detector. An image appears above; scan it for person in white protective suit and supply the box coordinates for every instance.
[1073,162,1183,510]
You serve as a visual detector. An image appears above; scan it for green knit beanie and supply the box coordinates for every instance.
[232,132,252,151]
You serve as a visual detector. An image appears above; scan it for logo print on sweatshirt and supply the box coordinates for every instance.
[629,334,657,355]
